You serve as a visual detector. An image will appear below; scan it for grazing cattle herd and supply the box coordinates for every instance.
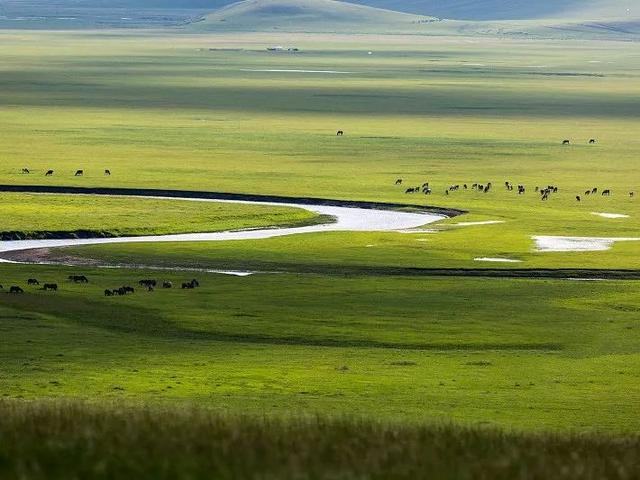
[21,169,112,176]
[3,275,200,297]
[397,178,634,202]
[394,139,628,202]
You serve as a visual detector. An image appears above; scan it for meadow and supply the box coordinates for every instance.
[0,27,639,476]
[0,192,321,238]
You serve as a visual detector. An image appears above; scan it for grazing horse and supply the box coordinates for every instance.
[45,170,54,176]
[43,283,58,291]
[576,196,581,202]
[336,130,344,136]
[182,279,200,289]
[74,170,83,176]
[395,179,403,185]
[27,278,39,286]
[21,168,30,174]
[9,286,24,294]
[562,140,570,145]
[105,169,111,176]
[162,281,172,289]
[589,139,597,144]
[68,275,89,283]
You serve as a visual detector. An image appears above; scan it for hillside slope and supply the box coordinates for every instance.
[346,0,636,21]
[190,0,432,32]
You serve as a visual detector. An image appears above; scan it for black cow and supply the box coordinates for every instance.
[27,278,39,286]
[9,286,24,294]
[68,275,89,283]
[562,140,570,145]
[602,190,611,196]
[576,196,581,202]
[45,170,54,176]
[105,169,111,176]
[589,139,597,144]
[139,279,157,288]
[162,281,173,289]
[104,289,114,296]
[74,170,84,176]
[43,283,58,291]
[181,279,200,289]
[336,130,344,136]
[21,168,30,174]
[395,179,403,185]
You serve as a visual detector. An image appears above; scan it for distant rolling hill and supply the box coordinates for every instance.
[3,0,636,20]
[0,0,638,38]
[345,0,637,21]
[189,0,433,33]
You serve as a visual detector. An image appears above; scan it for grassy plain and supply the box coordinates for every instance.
[1,264,639,432]
[2,400,639,480]
[0,28,640,475]
[0,193,320,238]
[2,31,640,267]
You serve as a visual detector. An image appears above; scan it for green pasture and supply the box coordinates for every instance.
[0,29,639,441]
[1,31,640,268]
[0,193,320,238]
[0,264,639,432]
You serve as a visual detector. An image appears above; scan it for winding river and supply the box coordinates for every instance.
[0,190,449,260]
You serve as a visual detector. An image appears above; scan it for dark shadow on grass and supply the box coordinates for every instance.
[1,294,561,352]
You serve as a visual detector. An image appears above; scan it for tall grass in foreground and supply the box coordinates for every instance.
[0,401,638,479]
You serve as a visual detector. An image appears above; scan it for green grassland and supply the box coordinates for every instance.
[0,193,320,238]
[0,28,640,475]
[1,264,639,432]
[1,401,639,480]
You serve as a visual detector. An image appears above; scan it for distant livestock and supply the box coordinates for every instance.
[576,196,581,202]
[68,275,89,283]
[182,279,200,289]
[9,286,24,294]
[105,169,111,176]
[336,130,344,136]
[74,170,84,176]
[21,168,30,174]
[589,139,597,144]
[602,190,611,196]
[43,283,58,291]
[27,279,39,285]
[45,170,54,176]
[395,179,403,185]
[162,281,173,289]
[562,140,570,145]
